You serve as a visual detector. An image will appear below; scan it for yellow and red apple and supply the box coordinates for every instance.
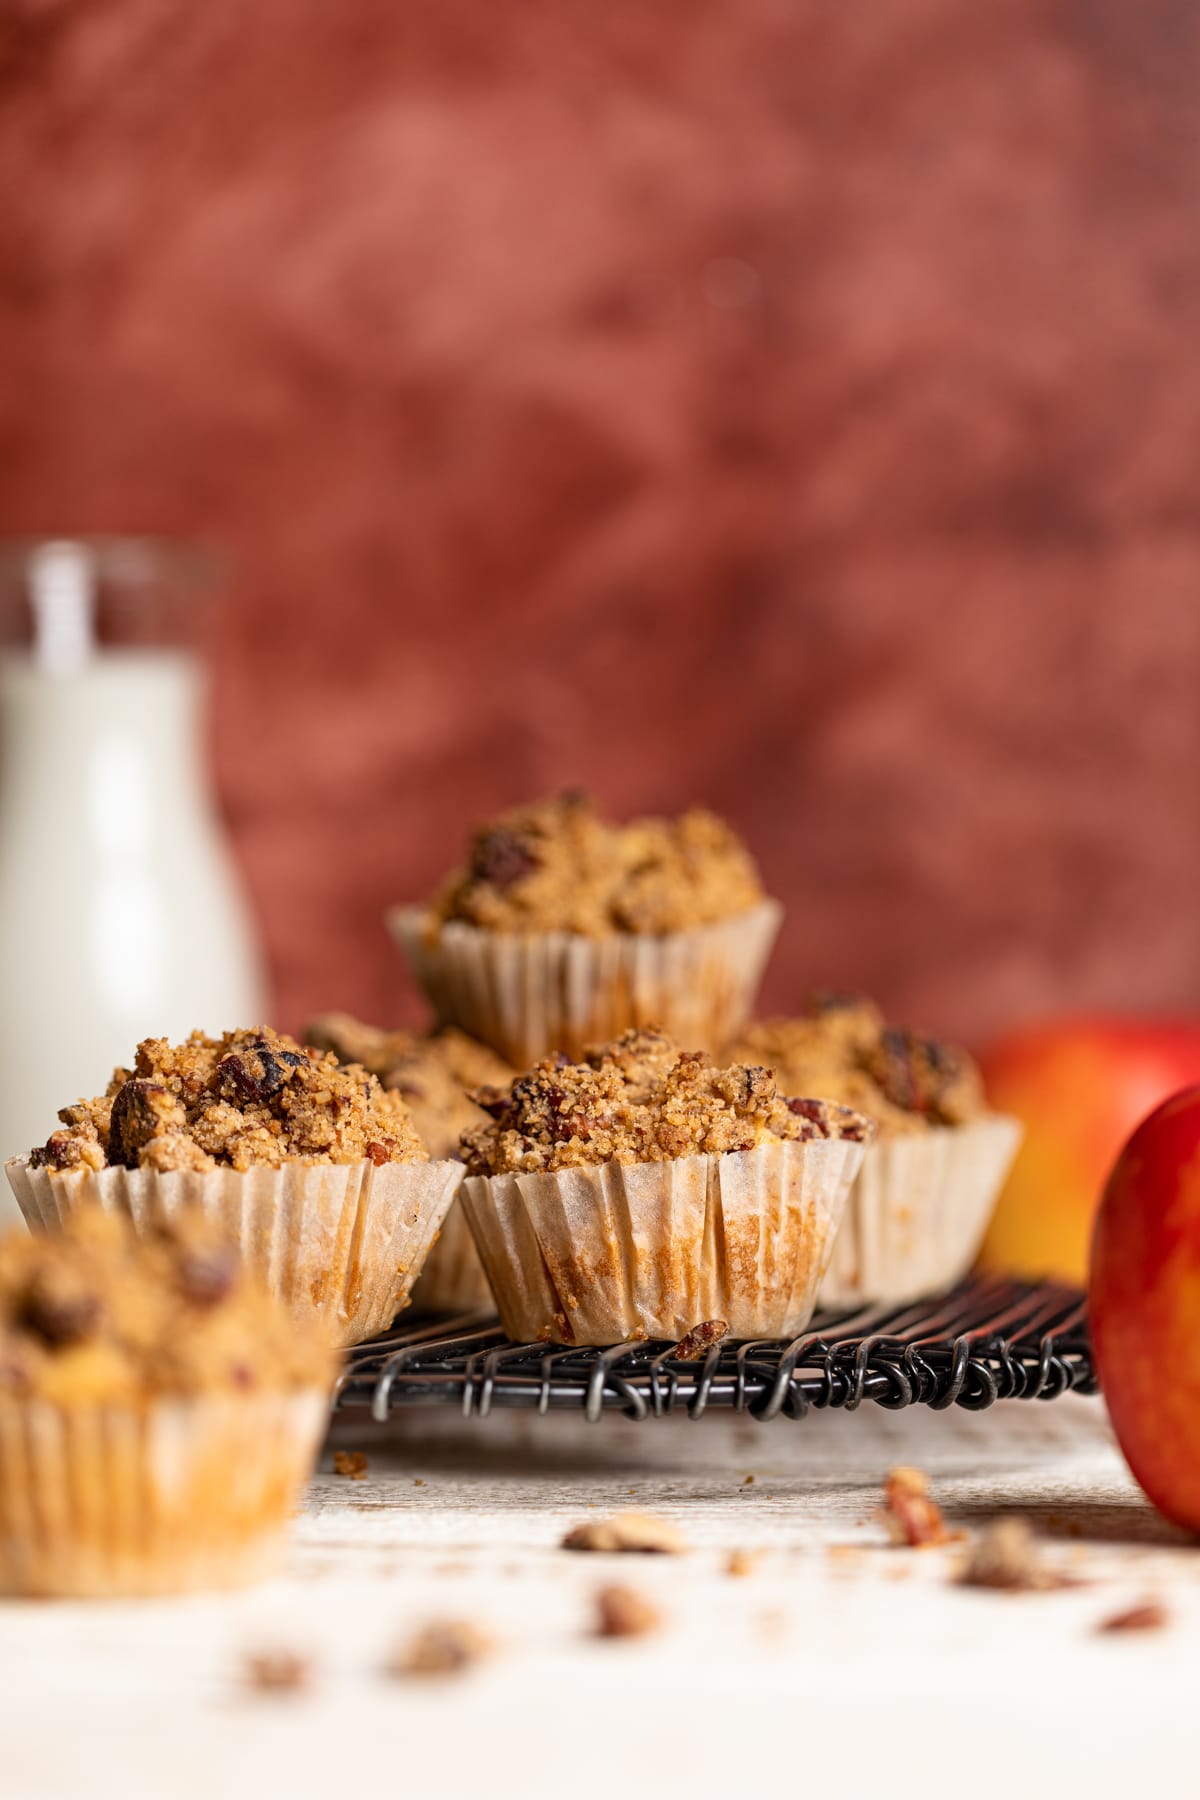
[1091,1087,1200,1531]
[977,1020,1200,1286]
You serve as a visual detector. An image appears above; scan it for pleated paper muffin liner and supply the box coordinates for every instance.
[410,1199,495,1314]
[0,1388,326,1598]
[459,1135,866,1346]
[816,1115,1023,1309]
[388,899,783,1067]
[5,1156,463,1349]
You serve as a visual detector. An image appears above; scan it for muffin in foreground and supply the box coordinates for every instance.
[732,997,1022,1306]
[457,1028,872,1345]
[389,792,782,1066]
[5,1027,464,1347]
[306,1014,512,1312]
[0,1208,334,1597]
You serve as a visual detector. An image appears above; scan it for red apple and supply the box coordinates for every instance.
[977,1019,1200,1286]
[1090,1087,1200,1531]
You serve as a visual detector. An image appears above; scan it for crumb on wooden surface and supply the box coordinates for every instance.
[387,1620,494,1678]
[562,1511,689,1554]
[883,1466,951,1547]
[726,1548,762,1578]
[594,1584,663,1638]
[1097,1600,1170,1634]
[959,1519,1081,1592]
[243,1650,311,1695]
[332,1450,368,1481]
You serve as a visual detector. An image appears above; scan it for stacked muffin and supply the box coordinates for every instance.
[381,791,1019,1328]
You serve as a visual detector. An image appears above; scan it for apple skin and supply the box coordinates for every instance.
[977,1020,1200,1286]
[1090,1087,1200,1531]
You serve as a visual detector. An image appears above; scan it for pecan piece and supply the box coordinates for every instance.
[594,1584,662,1638]
[883,1467,952,1548]
[243,1649,311,1694]
[1097,1599,1169,1633]
[333,1450,368,1480]
[108,1080,186,1168]
[387,1620,493,1677]
[672,1319,728,1361]
[562,1511,688,1554]
[958,1519,1080,1591]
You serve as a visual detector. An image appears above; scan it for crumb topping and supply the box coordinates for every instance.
[430,792,765,936]
[0,1208,336,1403]
[731,994,988,1136]
[460,1028,871,1176]
[28,1026,427,1174]
[305,1015,511,1161]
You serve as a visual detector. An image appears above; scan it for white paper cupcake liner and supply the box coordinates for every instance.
[0,1388,327,1597]
[816,1115,1023,1308]
[459,1134,866,1345]
[5,1156,463,1348]
[388,899,783,1066]
[410,1199,495,1314]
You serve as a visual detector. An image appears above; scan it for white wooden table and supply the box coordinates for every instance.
[1,1392,1194,1800]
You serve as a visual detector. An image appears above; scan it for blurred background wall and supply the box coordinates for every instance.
[2,0,1199,1045]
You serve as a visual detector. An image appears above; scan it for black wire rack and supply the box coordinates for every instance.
[335,1277,1095,1425]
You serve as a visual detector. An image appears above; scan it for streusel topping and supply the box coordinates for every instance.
[0,1208,336,1403]
[431,792,765,935]
[306,1015,512,1161]
[29,1027,427,1175]
[460,1028,871,1176]
[731,995,988,1137]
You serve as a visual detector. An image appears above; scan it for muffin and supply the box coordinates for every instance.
[0,1207,334,1596]
[5,1027,464,1347]
[457,1027,872,1345]
[306,1014,511,1312]
[731,996,1022,1306]
[389,792,782,1067]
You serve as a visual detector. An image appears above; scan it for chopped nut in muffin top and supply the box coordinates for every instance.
[0,1208,336,1403]
[28,1027,427,1175]
[430,792,765,936]
[460,1028,871,1176]
[305,1015,511,1161]
[731,995,988,1137]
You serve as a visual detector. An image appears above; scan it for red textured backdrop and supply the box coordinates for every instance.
[3,0,1200,1047]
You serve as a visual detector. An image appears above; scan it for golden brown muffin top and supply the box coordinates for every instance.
[460,1027,871,1176]
[29,1027,427,1175]
[0,1208,336,1403]
[730,995,988,1137]
[305,1016,512,1162]
[430,792,765,935]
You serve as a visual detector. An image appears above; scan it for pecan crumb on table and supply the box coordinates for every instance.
[388,1621,494,1677]
[883,1467,953,1548]
[562,1511,689,1555]
[958,1519,1081,1591]
[594,1584,663,1638]
[725,1549,763,1578]
[332,1450,368,1481]
[243,1650,312,1695]
[1097,1600,1170,1633]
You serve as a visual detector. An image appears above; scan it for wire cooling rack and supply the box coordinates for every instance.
[335,1277,1095,1424]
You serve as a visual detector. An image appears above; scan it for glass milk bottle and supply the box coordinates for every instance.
[0,539,266,1219]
